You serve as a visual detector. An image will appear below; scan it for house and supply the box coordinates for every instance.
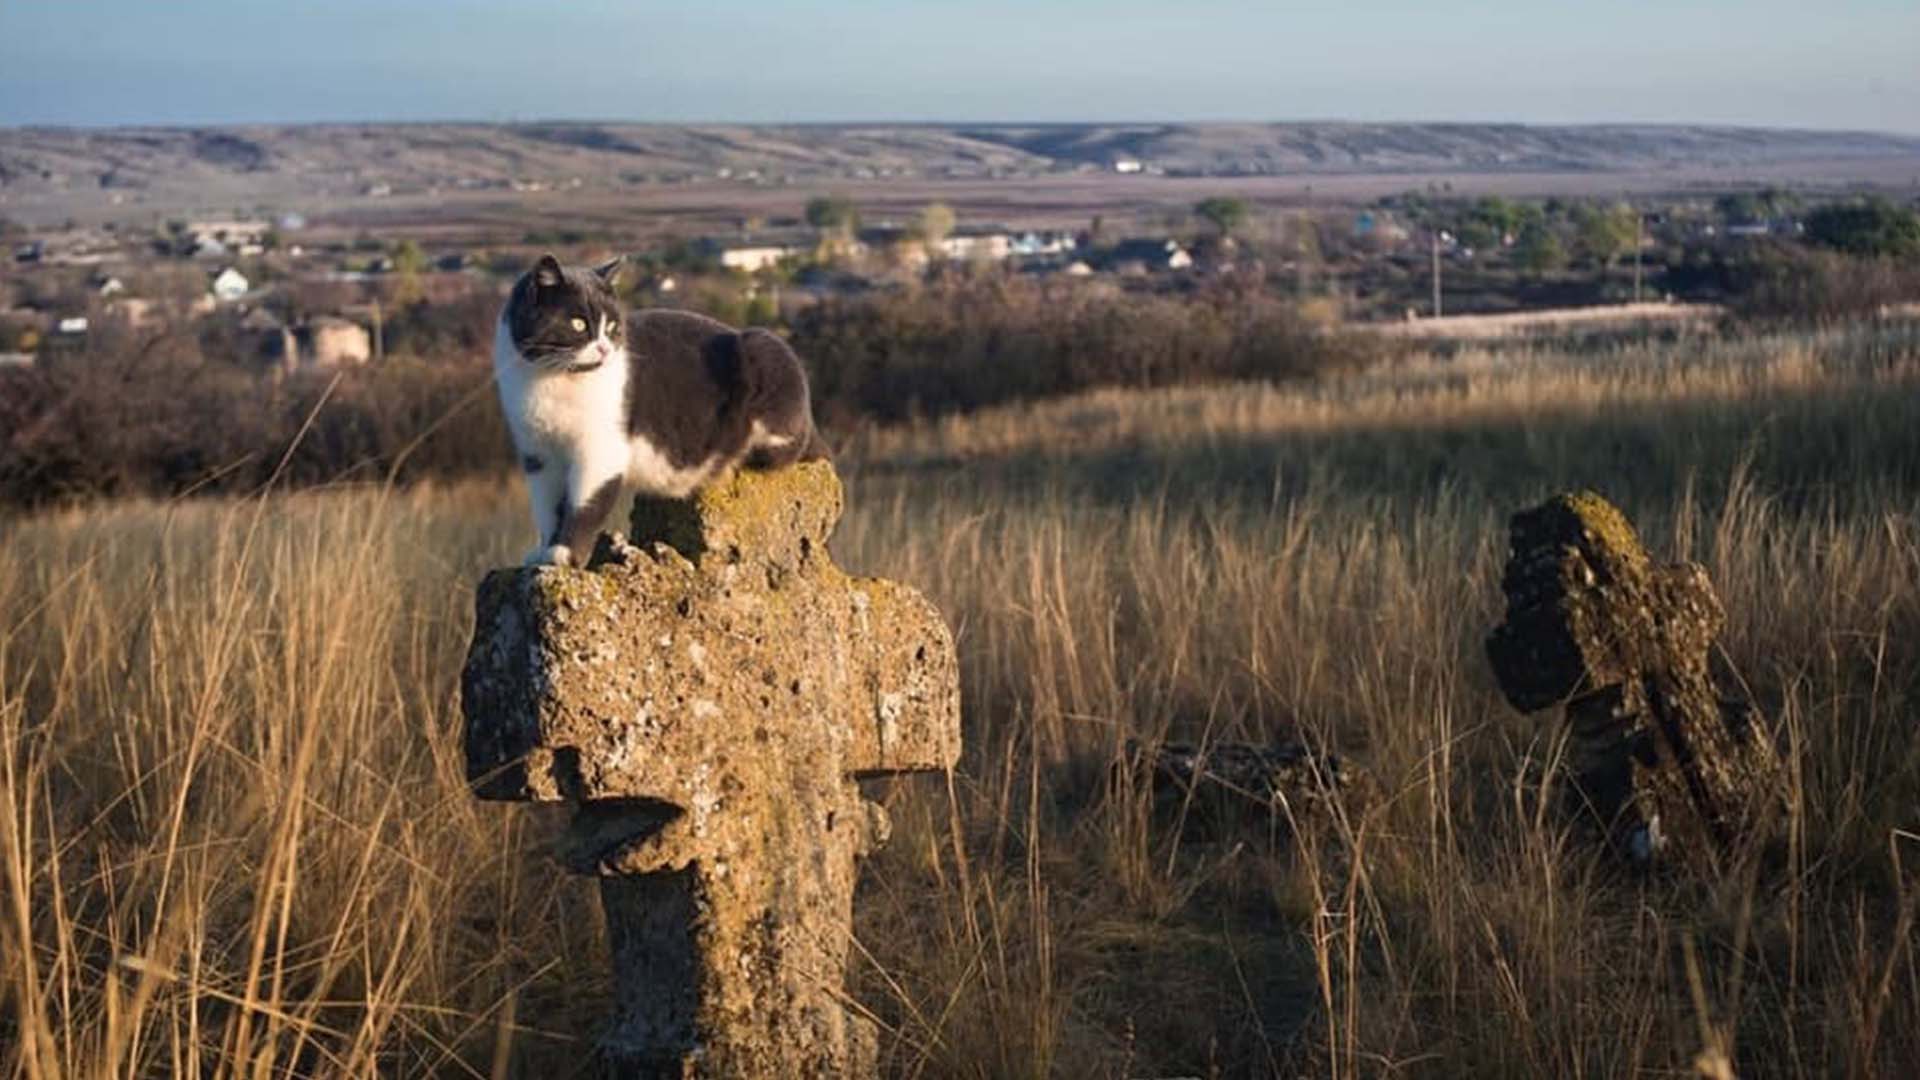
[1101,238,1194,275]
[91,273,126,297]
[56,316,90,335]
[187,219,269,258]
[1010,231,1078,258]
[938,230,1014,262]
[1113,159,1144,174]
[259,315,374,374]
[301,317,373,368]
[717,244,797,273]
[210,267,250,302]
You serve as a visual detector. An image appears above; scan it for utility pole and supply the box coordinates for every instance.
[1431,230,1443,319]
[1632,212,1645,304]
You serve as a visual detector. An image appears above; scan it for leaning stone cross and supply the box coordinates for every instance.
[461,461,961,1077]
[1485,491,1780,869]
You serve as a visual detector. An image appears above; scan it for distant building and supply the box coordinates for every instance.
[717,244,797,273]
[0,352,33,369]
[187,219,269,258]
[1113,159,1144,174]
[56,316,89,335]
[939,230,1013,262]
[1101,238,1194,274]
[210,267,250,302]
[301,316,373,368]
[259,315,374,374]
[92,274,126,297]
[1010,231,1078,258]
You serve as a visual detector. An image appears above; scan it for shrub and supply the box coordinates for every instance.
[789,277,1387,426]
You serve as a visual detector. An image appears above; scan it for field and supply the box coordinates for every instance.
[5,320,1920,1076]
[7,121,1920,234]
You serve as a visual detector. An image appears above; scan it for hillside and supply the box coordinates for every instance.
[4,121,1918,212]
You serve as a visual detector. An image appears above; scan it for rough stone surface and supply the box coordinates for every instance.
[461,461,961,1077]
[1485,491,1781,867]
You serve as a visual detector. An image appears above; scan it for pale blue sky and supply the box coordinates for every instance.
[2,1,1916,132]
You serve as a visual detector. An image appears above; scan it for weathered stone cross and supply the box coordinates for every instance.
[1485,491,1780,869]
[461,461,961,1077]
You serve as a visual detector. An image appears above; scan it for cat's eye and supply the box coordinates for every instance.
[569,317,588,333]
[607,319,619,332]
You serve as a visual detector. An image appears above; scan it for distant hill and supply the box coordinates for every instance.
[4,122,1918,214]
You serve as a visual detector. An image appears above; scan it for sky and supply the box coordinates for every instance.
[1,1,1917,133]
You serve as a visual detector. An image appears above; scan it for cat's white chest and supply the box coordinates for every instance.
[494,321,626,457]
[495,321,717,497]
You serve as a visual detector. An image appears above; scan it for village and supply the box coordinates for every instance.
[1,180,1882,375]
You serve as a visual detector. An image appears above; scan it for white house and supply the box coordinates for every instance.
[939,231,1013,262]
[210,267,250,302]
[718,245,797,273]
[1113,159,1144,174]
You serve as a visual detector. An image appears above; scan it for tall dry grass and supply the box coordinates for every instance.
[4,321,1919,1077]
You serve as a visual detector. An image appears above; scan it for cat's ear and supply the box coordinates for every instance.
[531,253,564,290]
[591,255,627,290]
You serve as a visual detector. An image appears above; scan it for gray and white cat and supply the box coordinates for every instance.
[494,254,828,567]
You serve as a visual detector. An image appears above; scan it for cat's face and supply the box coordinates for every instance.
[504,254,625,372]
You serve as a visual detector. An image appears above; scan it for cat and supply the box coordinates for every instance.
[494,254,829,567]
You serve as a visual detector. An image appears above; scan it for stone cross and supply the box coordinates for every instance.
[1485,491,1780,868]
[461,461,961,1077]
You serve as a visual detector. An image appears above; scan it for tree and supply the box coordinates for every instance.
[1194,196,1250,238]
[1576,203,1638,268]
[390,239,428,304]
[1515,223,1568,276]
[1716,188,1800,224]
[1804,198,1920,259]
[914,202,956,255]
[805,195,860,236]
[1472,196,1522,237]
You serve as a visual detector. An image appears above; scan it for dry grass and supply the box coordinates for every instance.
[5,321,1920,1077]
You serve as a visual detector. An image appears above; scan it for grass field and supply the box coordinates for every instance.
[5,320,1920,1077]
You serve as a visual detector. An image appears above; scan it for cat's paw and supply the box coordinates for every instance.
[522,544,574,568]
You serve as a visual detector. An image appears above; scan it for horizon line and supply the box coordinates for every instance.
[4,117,1919,140]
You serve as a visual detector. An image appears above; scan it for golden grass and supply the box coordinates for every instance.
[5,321,1920,1077]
